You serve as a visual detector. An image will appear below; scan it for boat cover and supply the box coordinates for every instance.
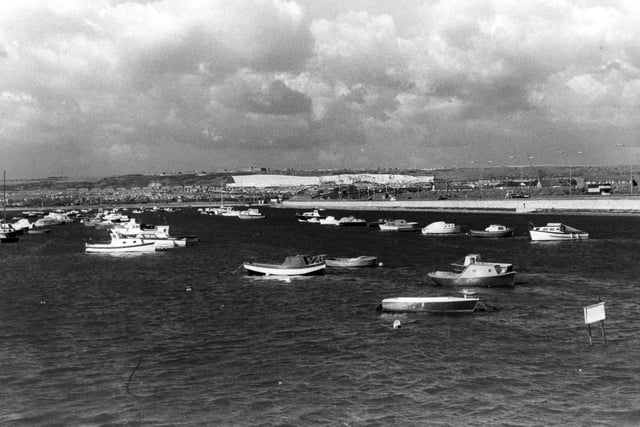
[283,255,310,267]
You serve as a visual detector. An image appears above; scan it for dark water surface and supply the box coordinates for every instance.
[1,208,640,426]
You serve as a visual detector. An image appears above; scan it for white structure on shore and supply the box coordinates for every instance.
[228,174,434,189]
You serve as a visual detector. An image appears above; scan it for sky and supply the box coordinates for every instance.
[2,0,640,178]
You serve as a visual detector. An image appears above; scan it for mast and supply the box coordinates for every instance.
[3,170,6,221]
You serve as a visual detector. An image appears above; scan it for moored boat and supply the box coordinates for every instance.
[421,221,462,235]
[296,209,326,223]
[468,224,514,238]
[112,220,189,249]
[337,216,367,226]
[0,223,19,243]
[85,232,156,253]
[528,222,589,241]
[428,261,516,287]
[380,296,479,313]
[378,219,420,232]
[243,254,326,276]
[319,216,341,225]
[325,255,377,268]
[238,208,265,219]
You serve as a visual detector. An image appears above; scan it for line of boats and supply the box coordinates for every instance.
[294,208,589,241]
[241,251,514,314]
[199,206,265,219]
[84,217,197,253]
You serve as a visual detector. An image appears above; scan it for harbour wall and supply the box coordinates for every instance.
[281,197,640,215]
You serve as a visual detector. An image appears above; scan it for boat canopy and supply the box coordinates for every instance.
[282,255,313,267]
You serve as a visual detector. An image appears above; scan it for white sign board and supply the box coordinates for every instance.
[584,302,606,324]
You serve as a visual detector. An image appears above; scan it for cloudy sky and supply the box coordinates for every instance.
[1,0,640,178]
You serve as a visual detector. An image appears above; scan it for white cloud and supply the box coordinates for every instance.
[2,0,640,177]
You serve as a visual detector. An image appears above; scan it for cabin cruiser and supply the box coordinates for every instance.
[529,222,589,241]
[421,221,461,235]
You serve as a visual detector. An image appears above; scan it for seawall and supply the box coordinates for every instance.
[281,197,640,215]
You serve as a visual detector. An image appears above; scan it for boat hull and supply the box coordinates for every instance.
[85,242,156,253]
[428,271,516,287]
[529,230,589,241]
[141,238,187,249]
[469,228,514,238]
[243,262,326,276]
[381,297,479,313]
[238,214,265,220]
[326,256,377,268]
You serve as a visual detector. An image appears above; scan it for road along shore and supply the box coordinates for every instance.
[281,197,640,216]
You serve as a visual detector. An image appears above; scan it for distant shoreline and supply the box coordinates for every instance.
[279,196,640,216]
[5,195,640,217]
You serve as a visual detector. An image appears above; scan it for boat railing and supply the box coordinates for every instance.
[309,254,327,264]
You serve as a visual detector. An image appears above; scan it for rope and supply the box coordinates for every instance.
[126,357,144,398]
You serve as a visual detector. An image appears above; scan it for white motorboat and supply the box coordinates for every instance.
[380,295,479,313]
[11,218,32,234]
[0,223,19,243]
[85,232,156,253]
[378,219,420,232]
[428,261,516,287]
[337,216,367,226]
[319,216,341,225]
[296,209,326,223]
[238,208,265,219]
[214,206,241,216]
[528,222,589,241]
[243,254,326,276]
[421,221,462,235]
[112,220,188,249]
[468,224,514,238]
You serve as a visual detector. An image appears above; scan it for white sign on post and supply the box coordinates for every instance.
[584,302,606,325]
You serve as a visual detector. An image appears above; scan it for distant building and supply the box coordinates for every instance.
[586,182,612,195]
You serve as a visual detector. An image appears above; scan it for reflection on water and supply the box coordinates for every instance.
[1,207,640,425]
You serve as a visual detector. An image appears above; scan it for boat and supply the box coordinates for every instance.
[238,208,265,219]
[468,224,514,238]
[112,220,188,249]
[378,219,420,232]
[528,222,589,241]
[319,216,341,226]
[296,209,326,223]
[337,216,367,226]
[325,255,377,268]
[421,221,462,235]
[428,261,516,287]
[380,295,479,313]
[0,223,19,243]
[214,206,241,216]
[10,218,32,234]
[85,232,156,253]
[449,253,514,273]
[243,254,326,276]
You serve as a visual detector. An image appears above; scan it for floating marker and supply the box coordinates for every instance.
[393,320,401,329]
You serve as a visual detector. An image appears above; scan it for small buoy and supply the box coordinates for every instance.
[578,369,582,373]
[278,381,283,385]
[378,262,384,267]
[185,285,192,292]
[393,320,401,329]
[40,299,46,305]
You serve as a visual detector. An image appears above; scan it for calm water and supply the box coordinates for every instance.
[1,207,640,426]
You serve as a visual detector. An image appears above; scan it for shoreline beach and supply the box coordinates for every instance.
[280,196,640,216]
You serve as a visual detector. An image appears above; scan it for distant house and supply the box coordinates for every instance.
[586,182,612,195]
